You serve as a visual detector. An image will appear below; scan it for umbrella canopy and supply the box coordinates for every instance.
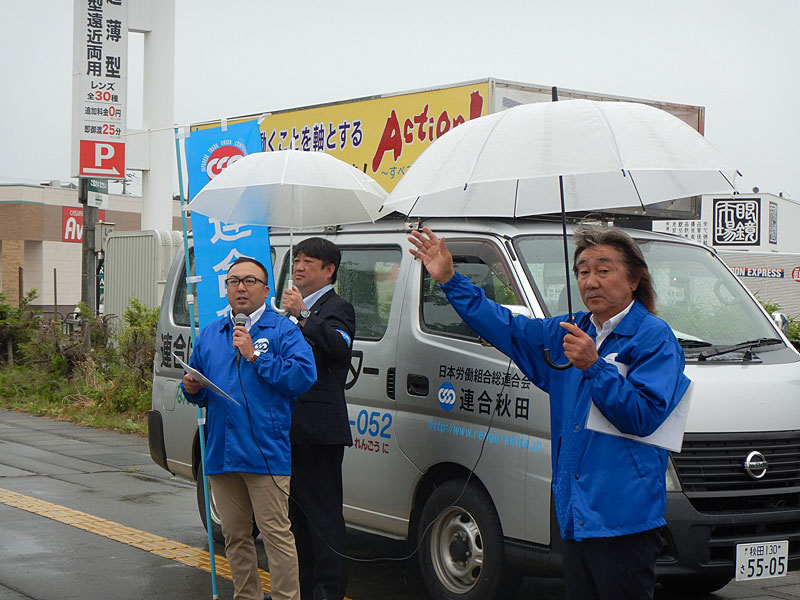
[188,149,388,314]
[381,99,738,217]
[189,149,387,228]
[383,98,739,369]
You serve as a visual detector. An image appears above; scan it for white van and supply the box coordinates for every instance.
[148,217,800,599]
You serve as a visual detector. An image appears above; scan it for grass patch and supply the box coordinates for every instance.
[0,294,157,437]
[0,366,148,435]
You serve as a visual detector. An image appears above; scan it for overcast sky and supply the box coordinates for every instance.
[1,0,797,199]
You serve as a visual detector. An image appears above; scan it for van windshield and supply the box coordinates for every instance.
[515,235,780,355]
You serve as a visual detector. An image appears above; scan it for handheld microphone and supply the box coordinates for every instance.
[233,312,247,364]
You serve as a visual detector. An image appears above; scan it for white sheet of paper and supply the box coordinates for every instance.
[173,352,240,406]
[585,354,693,452]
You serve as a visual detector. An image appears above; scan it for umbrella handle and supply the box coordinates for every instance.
[270,296,287,315]
[542,348,573,370]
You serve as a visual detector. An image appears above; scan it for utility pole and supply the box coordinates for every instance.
[79,177,98,313]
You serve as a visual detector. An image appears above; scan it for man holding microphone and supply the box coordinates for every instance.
[182,256,317,600]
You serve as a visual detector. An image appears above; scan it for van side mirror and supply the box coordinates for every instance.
[770,311,790,337]
[502,304,533,319]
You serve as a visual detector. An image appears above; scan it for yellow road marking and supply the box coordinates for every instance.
[0,486,260,590]
[0,486,356,599]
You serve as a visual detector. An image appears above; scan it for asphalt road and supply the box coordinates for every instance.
[0,408,798,600]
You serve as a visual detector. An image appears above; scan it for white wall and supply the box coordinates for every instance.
[32,241,83,308]
[717,251,800,316]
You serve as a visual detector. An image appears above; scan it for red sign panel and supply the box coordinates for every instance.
[62,207,106,243]
[79,140,125,178]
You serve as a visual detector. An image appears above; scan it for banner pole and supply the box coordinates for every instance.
[174,127,219,599]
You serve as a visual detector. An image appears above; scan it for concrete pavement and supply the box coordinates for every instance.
[0,408,798,600]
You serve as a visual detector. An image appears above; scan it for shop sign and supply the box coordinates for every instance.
[258,82,489,193]
[71,0,128,178]
[769,201,778,244]
[87,177,109,208]
[713,198,760,246]
[729,266,784,279]
[62,206,106,242]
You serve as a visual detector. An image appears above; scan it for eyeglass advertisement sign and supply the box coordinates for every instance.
[713,198,761,246]
[71,0,128,179]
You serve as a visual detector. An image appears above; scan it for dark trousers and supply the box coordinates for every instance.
[563,528,663,600]
[290,444,347,600]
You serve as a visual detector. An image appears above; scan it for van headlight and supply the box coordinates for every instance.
[665,456,682,492]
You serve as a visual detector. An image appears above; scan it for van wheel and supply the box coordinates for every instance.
[418,479,521,600]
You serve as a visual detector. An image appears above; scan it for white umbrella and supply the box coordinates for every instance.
[189,149,387,227]
[382,99,737,218]
[382,97,739,368]
[188,149,388,311]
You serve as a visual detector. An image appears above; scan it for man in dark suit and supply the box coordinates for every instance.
[282,237,355,600]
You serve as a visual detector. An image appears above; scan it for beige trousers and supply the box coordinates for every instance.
[209,472,300,600]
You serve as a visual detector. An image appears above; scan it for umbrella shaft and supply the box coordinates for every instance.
[558,176,574,322]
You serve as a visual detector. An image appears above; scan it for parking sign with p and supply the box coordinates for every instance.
[79,140,125,178]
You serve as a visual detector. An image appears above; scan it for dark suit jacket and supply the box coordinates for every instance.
[290,289,355,446]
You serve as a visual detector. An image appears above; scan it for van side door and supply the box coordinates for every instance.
[393,235,552,545]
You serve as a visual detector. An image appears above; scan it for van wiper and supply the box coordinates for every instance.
[697,338,783,361]
[676,338,712,348]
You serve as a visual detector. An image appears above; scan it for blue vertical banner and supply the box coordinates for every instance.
[184,120,275,328]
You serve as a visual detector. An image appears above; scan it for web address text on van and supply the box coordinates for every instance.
[428,419,543,452]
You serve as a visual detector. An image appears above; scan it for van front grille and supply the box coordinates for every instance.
[672,432,800,504]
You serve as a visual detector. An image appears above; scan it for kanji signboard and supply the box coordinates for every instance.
[713,198,761,246]
[71,0,128,178]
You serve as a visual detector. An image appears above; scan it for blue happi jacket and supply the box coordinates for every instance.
[442,272,690,540]
[182,306,316,476]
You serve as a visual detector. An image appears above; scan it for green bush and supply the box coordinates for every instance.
[21,314,87,377]
[758,297,800,349]
[117,298,160,379]
[104,299,159,414]
[0,290,39,366]
[0,296,159,434]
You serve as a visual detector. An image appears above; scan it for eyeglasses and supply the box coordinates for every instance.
[225,276,266,288]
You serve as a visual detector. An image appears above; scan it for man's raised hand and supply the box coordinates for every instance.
[408,226,456,284]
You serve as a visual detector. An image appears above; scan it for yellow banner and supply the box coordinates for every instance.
[259,82,489,192]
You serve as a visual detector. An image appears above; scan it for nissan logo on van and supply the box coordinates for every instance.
[744,450,768,480]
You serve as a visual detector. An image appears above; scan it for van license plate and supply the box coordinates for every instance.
[735,540,788,581]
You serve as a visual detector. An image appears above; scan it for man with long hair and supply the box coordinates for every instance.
[409,224,690,600]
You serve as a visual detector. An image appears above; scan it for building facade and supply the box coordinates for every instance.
[0,182,181,316]
[653,192,800,315]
